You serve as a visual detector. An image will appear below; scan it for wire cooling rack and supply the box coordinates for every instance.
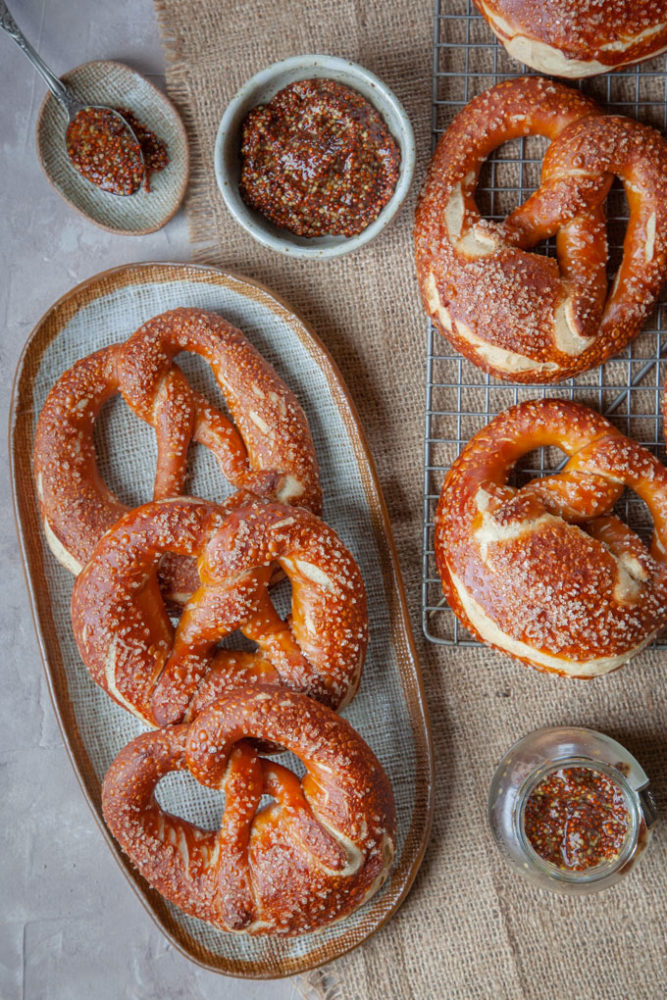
[422,0,667,646]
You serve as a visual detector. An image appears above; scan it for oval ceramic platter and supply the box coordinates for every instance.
[10,262,433,978]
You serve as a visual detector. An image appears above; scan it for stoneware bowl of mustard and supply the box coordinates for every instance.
[214,54,416,259]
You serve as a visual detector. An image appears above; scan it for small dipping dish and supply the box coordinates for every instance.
[37,60,189,235]
[214,54,416,259]
[488,726,657,894]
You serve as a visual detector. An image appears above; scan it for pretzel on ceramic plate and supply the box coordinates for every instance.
[475,0,667,79]
[71,497,368,726]
[435,398,667,676]
[102,686,396,936]
[33,307,321,603]
[415,77,667,382]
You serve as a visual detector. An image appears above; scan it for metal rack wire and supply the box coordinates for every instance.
[422,0,667,646]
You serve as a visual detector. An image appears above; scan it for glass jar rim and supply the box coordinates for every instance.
[513,756,641,884]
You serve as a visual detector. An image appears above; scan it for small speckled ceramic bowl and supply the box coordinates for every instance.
[36,60,189,235]
[214,54,416,259]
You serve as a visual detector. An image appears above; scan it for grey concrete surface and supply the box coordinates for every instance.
[0,2,303,997]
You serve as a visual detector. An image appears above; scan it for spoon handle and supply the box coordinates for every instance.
[0,0,76,113]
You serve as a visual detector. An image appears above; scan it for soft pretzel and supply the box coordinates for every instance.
[475,0,667,79]
[101,686,396,936]
[71,497,368,726]
[33,307,321,603]
[435,399,667,676]
[415,77,667,383]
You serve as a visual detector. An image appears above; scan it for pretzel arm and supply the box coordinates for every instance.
[554,209,609,336]
[186,652,278,719]
[152,370,196,499]
[102,727,221,922]
[72,547,174,724]
[520,470,623,522]
[574,433,667,562]
[192,399,252,484]
[505,173,612,248]
[33,345,129,572]
[215,743,264,930]
[258,760,353,872]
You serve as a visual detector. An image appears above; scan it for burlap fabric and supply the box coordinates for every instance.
[152,1,667,996]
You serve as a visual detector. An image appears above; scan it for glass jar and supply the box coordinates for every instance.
[488,726,657,894]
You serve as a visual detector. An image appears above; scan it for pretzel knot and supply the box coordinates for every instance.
[415,77,667,382]
[101,686,396,936]
[71,498,368,726]
[34,307,321,603]
[435,399,667,677]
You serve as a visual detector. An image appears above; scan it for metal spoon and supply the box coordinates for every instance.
[0,0,145,195]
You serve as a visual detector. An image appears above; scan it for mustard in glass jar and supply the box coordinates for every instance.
[488,727,657,893]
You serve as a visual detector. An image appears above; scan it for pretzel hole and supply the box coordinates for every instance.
[155,770,226,831]
[606,179,630,278]
[175,352,244,504]
[175,351,235,422]
[94,394,158,508]
[477,135,551,253]
[217,630,259,656]
[267,574,293,620]
[510,445,571,489]
[613,491,654,549]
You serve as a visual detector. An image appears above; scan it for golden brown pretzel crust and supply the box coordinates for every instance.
[101,686,396,936]
[33,308,321,602]
[475,0,667,78]
[435,399,667,676]
[71,497,368,726]
[415,77,667,383]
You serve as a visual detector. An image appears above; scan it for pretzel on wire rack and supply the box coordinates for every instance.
[102,685,396,936]
[474,0,667,79]
[71,497,368,726]
[415,76,667,383]
[435,398,667,676]
[33,307,321,603]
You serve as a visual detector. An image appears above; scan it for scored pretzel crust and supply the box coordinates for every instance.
[435,399,667,677]
[71,497,368,726]
[475,0,667,79]
[415,77,667,383]
[101,686,396,936]
[33,307,321,603]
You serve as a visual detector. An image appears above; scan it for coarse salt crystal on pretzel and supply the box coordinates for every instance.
[415,76,667,383]
[435,398,667,677]
[101,686,396,936]
[33,307,321,603]
[71,497,368,726]
[475,0,667,79]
